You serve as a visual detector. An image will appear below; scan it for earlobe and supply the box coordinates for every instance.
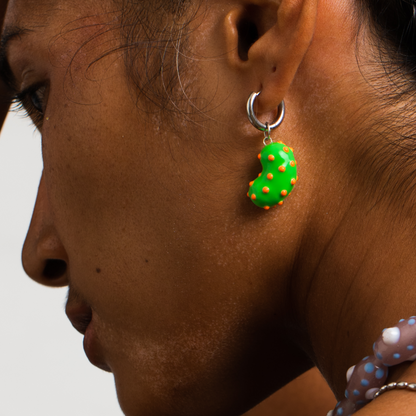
[223,0,318,113]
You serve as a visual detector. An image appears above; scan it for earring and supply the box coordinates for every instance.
[246,91,298,210]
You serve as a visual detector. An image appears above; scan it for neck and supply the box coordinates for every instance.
[294,195,416,399]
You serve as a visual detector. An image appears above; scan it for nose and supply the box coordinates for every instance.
[22,174,69,287]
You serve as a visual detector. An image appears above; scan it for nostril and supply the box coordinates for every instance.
[43,259,67,280]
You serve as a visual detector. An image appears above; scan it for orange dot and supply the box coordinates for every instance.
[277,141,283,144]
[289,192,292,196]
[296,161,297,165]
[290,161,296,167]
[290,147,294,151]
[278,201,284,206]
[251,194,256,200]
[258,173,261,177]
[279,166,286,173]
[249,181,254,186]
[283,147,289,153]
[268,154,275,161]
[281,190,288,196]
[247,193,249,197]
[291,179,296,185]
[258,153,261,160]
[264,206,270,210]
[262,187,269,194]
[296,175,299,180]
[267,173,273,180]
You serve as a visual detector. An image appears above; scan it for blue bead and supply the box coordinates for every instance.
[363,356,369,361]
[364,363,375,373]
[376,369,385,379]
[409,319,416,325]
[400,319,405,322]
[353,390,360,396]
[408,345,414,351]
[337,408,344,415]
[345,390,349,399]
[376,352,383,360]
[394,353,401,359]
[361,379,369,386]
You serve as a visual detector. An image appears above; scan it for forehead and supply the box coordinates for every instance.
[6,0,68,27]
[2,0,116,67]
[4,0,109,31]
[1,0,121,98]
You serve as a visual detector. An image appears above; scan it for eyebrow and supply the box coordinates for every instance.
[0,26,31,91]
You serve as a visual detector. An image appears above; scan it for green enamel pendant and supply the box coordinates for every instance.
[248,142,297,209]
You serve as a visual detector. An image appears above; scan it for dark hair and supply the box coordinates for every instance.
[349,0,416,214]
[356,0,416,91]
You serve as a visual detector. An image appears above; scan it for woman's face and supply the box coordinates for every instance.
[6,0,315,414]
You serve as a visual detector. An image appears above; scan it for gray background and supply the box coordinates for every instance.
[0,111,124,415]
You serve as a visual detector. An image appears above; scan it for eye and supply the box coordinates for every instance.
[12,83,49,129]
[29,85,47,114]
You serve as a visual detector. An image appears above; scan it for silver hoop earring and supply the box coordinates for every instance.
[247,91,285,139]
[246,91,298,210]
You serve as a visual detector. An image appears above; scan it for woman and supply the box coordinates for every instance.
[3,0,416,414]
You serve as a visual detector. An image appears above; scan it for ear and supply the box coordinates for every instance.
[224,0,318,113]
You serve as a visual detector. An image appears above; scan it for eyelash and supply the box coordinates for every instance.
[11,84,47,130]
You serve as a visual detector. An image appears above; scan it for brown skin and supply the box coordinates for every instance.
[0,0,10,128]
[4,0,416,415]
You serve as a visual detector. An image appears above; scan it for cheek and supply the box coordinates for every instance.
[41,70,248,266]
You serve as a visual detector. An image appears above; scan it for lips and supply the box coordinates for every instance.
[66,300,112,372]
[66,305,92,335]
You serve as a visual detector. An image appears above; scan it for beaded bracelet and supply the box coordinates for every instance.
[373,381,416,399]
[327,317,416,416]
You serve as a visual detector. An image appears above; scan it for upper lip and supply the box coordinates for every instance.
[65,303,93,335]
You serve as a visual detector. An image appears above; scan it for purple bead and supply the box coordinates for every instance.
[373,318,416,366]
[332,399,356,416]
[334,318,416,415]
[345,356,387,404]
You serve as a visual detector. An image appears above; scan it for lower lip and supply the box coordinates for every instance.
[83,321,112,372]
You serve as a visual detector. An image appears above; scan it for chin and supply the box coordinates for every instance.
[114,376,192,416]
[112,363,273,416]
[112,368,245,416]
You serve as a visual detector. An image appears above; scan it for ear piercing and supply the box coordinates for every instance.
[246,92,297,209]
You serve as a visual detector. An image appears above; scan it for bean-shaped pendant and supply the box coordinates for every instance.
[248,142,297,209]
